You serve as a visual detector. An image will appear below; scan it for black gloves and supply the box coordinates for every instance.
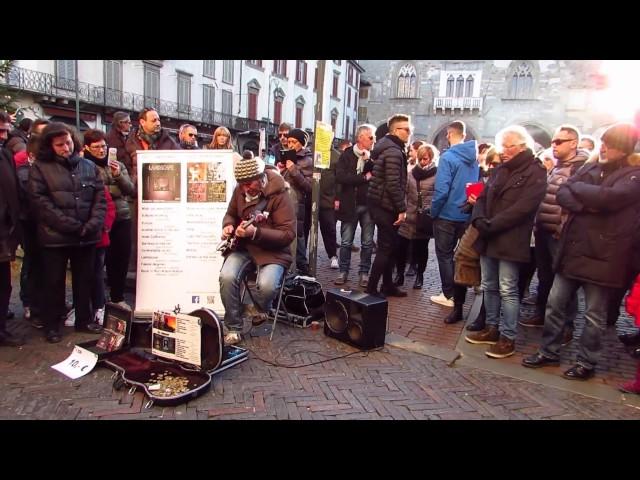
[473,217,492,235]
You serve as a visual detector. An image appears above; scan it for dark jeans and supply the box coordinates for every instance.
[92,248,107,311]
[540,273,609,370]
[19,220,43,313]
[339,205,374,275]
[518,247,536,298]
[105,219,132,303]
[319,207,337,259]
[41,246,96,332]
[534,229,577,326]
[0,262,10,332]
[433,218,467,298]
[396,236,430,274]
[368,205,400,292]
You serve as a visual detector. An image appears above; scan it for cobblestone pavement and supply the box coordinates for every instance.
[2,237,640,420]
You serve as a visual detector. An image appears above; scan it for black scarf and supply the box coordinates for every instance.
[137,128,161,148]
[412,164,437,182]
[83,149,108,168]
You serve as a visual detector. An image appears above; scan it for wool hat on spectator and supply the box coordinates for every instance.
[286,128,309,147]
[601,123,639,154]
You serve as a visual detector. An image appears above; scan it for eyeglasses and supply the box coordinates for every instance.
[502,143,524,150]
[119,119,132,124]
[89,144,107,150]
[187,133,197,137]
[278,132,289,137]
[551,138,576,146]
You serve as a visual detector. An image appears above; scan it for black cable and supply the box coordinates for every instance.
[245,345,384,368]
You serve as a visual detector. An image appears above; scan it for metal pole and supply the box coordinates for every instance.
[74,60,80,131]
[309,60,326,277]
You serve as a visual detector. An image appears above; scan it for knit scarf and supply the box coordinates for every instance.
[353,144,368,174]
[83,149,108,168]
[412,163,437,182]
[137,129,162,149]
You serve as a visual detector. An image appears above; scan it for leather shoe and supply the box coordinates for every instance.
[394,273,405,286]
[413,275,423,289]
[563,364,595,381]
[522,352,560,368]
[365,288,385,299]
[382,286,407,298]
[45,330,62,344]
[75,322,103,334]
[444,306,463,324]
[6,309,15,320]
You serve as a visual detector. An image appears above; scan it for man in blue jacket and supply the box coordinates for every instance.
[430,121,478,317]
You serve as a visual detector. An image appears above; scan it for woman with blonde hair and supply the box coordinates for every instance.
[207,126,242,166]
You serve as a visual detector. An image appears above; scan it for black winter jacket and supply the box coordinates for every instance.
[84,150,135,222]
[555,156,640,288]
[367,135,407,214]
[472,149,547,263]
[28,153,106,248]
[124,128,180,182]
[0,148,21,261]
[336,146,372,222]
[105,127,130,167]
[281,147,313,235]
[319,149,339,210]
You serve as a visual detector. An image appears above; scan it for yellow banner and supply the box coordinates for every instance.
[313,121,334,169]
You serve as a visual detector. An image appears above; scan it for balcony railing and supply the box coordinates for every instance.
[1,65,278,135]
[433,96,483,113]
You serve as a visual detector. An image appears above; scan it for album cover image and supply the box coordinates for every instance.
[205,162,226,182]
[187,162,207,183]
[153,333,176,354]
[141,163,181,202]
[153,313,177,333]
[207,181,227,203]
[187,182,207,203]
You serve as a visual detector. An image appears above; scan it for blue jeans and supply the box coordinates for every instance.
[339,205,374,275]
[481,255,521,340]
[219,250,285,331]
[540,273,609,370]
[433,218,467,298]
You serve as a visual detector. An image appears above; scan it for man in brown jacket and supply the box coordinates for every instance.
[219,156,296,344]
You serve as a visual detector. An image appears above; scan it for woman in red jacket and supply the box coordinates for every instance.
[621,274,640,394]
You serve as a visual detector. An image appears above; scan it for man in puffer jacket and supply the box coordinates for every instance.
[366,114,410,297]
[523,123,640,380]
[520,125,588,341]
[28,123,107,343]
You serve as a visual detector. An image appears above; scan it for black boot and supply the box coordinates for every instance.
[413,274,423,289]
[394,273,405,286]
[444,303,464,324]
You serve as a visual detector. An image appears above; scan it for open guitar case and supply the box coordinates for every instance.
[77,304,248,408]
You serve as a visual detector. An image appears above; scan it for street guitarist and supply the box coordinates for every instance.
[219,156,296,345]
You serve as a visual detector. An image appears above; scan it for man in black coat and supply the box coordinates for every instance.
[0,111,25,346]
[523,123,640,380]
[105,111,132,166]
[366,114,410,297]
[268,122,291,165]
[335,124,376,288]
[465,126,547,359]
[29,123,107,343]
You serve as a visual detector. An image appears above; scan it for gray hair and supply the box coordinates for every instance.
[355,123,376,138]
[495,125,535,151]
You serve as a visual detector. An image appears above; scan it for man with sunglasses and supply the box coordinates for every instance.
[178,124,200,150]
[520,125,589,342]
[268,122,291,165]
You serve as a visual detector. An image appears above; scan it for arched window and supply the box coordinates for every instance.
[455,75,464,98]
[510,62,534,99]
[397,64,417,98]
[446,75,455,97]
[465,75,474,97]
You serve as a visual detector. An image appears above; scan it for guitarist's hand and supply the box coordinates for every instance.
[236,223,256,239]
[222,225,235,240]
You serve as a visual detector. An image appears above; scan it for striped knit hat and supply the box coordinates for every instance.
[234,156,265,182]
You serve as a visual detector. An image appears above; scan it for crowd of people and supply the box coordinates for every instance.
[2,107,640,395]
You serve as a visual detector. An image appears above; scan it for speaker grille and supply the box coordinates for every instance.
[324,298,349,334]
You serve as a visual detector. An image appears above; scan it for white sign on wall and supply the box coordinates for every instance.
[135,149,235,319]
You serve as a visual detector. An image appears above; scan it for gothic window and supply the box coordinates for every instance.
[397,64,417,98]
[455,75,464,98]
[446,75,454,97]
[465,75,474,97]
[510,62,534,99]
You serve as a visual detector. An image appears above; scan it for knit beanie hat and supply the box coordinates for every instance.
[601,123,639,154]
[234,157,265,182]
[287,128,309,147]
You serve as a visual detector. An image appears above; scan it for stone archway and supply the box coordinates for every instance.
[431,122,477,154]
[520,123,552,150]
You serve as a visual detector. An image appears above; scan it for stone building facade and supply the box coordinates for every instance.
[358,60,618,153]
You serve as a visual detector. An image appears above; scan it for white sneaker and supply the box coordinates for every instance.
[64,308,76,327]
[330,256,339,269]
[430,293,454,307]
[94,308,105,326]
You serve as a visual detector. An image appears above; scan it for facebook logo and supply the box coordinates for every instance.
[192,296,200,303]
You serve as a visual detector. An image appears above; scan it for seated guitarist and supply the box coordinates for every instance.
[219,156,296,345]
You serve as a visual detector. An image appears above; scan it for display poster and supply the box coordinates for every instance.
[313,121,334,169]
[151,311,202,367]
[135,150,235,319]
